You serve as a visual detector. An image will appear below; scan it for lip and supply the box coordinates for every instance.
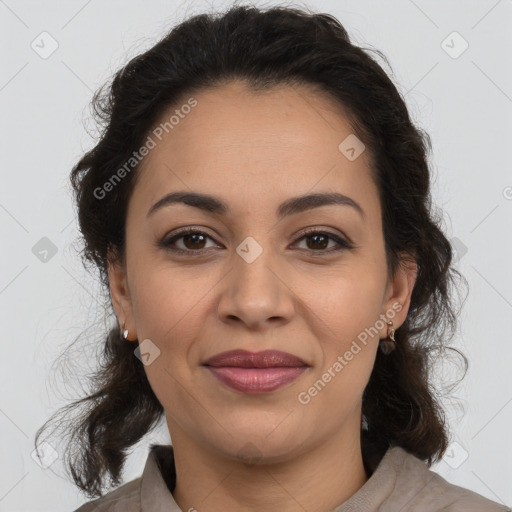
[203,349,308,368]
[202,350,310,394]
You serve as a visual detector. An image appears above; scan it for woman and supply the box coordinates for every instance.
[35,4,510,511]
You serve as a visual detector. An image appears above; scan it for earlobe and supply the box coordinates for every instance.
[383,254,418,329]
[107,254,136,340]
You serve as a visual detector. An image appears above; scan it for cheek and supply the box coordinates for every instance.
[300,286,380,417]
[130,264,213,342]
[304,263,385,340]
[301,263,384,393]
[131,269,211,412]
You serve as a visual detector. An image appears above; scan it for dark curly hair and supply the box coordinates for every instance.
[35,2,468,499]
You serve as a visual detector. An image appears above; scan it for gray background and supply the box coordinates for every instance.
[0,0,511,510]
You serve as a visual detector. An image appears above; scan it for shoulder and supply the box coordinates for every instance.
[420,473,509,511]
[73,443,176,512]
[73,477,142,512]
[388,446,510,511]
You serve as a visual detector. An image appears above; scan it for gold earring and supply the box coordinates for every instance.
[380,320,396,354]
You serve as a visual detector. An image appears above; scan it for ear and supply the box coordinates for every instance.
[380,253,418,338]
[107,249,137,342]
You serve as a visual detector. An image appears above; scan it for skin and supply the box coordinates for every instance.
[108,80,417,512]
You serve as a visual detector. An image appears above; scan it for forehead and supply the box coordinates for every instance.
[131,81,379,222]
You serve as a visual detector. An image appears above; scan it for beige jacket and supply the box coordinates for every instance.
[75,444,510,511]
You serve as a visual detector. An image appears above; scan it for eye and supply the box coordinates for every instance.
[159,227,219,254]
[158,227,354,255]
[294,228,353,254]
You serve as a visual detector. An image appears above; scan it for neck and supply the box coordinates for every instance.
[169,422,369,512]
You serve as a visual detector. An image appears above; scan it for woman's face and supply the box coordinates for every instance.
[109,80,416,463]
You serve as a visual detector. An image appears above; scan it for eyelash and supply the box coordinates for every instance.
[158,227,354,256]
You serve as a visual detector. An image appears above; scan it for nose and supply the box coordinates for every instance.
[216,240,296,331]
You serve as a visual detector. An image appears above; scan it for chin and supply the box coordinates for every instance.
[210,427,308,465]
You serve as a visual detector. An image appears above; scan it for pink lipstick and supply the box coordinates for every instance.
[202,349,309,394]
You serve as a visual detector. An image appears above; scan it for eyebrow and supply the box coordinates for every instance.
[146,190,366,221]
